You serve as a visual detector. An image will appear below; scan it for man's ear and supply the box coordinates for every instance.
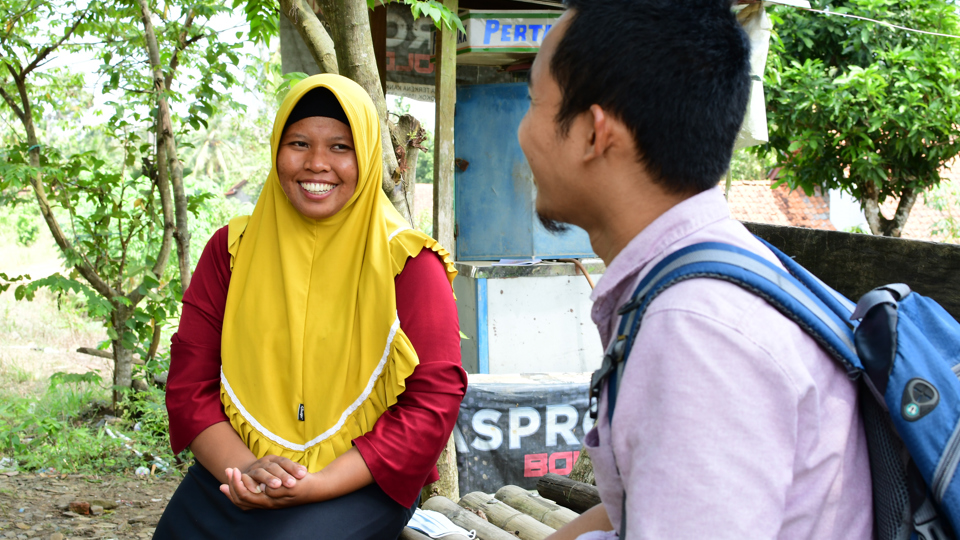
[584,104,613,162]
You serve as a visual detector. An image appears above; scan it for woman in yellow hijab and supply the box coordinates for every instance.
[155,74,466,539]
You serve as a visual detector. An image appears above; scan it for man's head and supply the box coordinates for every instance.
[518,0,750,249]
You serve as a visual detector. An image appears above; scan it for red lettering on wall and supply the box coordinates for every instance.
[413,53,435,74]
[524,453,549,477]
[549,451,574,475]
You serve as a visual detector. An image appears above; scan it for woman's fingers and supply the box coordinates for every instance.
[222,468,264,510]
[270,455,308,479]
[263,461,299,488]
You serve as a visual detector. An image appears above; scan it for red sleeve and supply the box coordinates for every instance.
[353,248,467,508]
[166,226,231,454]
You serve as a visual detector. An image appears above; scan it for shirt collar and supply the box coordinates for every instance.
[590,186,731,332]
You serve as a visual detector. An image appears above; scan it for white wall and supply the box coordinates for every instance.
[485,274,603,374]
[829,188,869,232]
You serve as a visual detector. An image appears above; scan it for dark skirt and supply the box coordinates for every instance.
[154,463,417,540]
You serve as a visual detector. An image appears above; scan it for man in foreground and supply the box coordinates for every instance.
[517,1,873,538]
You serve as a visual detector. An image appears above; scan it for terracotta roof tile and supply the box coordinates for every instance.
[727,180,835,230]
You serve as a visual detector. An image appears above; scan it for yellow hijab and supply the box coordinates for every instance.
[220,74,456,471]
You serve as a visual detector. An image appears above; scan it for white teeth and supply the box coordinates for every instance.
[301,182,334,194]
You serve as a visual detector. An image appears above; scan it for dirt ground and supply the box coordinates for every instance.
[0,471,181,540]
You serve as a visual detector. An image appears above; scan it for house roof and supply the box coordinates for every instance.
[730,158,960,243]
[727,180,835,230]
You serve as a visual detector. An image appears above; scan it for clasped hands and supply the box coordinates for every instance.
[219,455,317,510]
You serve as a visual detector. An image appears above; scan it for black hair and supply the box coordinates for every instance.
[551,0,751,194]
[283,86,351,133]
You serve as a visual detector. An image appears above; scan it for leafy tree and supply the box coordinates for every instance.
[0,0,253,402]
[761,0,960,236]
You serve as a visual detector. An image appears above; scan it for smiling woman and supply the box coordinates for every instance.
[153,74,466,540]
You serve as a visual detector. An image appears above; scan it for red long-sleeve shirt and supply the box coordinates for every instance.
[165,226,466,507]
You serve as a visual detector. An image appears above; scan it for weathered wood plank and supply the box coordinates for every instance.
[536,473,601,514]
[495,485,579,530]
[422,495,518,540]
[459,492,556,540]
[744,222,960,321]
[432,0,457,255]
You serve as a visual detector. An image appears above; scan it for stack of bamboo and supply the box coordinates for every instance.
[400,474,601,540]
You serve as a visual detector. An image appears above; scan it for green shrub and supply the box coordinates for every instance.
[15,215,39,247]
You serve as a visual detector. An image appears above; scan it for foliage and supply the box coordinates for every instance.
[729,148,772,181]
[15,214,39,247]
[0,371,185,474]
[0,0,265,392]
[759,0,960,236]
[927,179,960,242]
[369,0,465,33]
[415,128,434,184]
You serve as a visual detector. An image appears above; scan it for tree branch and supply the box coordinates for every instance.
[11,72,120,300]
[165,9,197,91]
[23,7,88,77]
[135,0,182,301]
[280,0,339,75]
[0,83,26,123]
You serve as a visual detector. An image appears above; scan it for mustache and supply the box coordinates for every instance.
[537,212,570,234]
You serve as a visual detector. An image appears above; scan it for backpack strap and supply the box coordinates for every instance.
[588,240,862,425]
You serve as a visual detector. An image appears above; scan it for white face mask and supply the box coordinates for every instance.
[407,509,477,539]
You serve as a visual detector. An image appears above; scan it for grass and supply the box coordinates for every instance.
[0,218,188,476]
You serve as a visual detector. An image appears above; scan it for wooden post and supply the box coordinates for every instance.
[433,0,457,255]
[459,492,556,540]
[536,473,602,514]
[495,485,579,530]
[423,496,518,540]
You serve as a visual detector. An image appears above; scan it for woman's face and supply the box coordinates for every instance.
[277,115,359,220]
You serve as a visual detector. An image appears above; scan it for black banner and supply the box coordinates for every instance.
[454,375,593,494]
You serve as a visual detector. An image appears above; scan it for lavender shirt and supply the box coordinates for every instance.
[582,187,873,539]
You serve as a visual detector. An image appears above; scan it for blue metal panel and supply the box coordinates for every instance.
[455,83,595,260]
[477,277,489,374]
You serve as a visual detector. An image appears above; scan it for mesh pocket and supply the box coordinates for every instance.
[861,386,913,540]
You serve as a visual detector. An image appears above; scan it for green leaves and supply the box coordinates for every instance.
[759,0,960,225]
[369,0,465,33]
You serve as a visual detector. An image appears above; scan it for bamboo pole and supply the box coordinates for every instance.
[536,473,602,514]
[459,492,556,540]
[495,485,579,530]
[422,496,517,540]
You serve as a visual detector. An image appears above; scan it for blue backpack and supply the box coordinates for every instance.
[589,239,960,540]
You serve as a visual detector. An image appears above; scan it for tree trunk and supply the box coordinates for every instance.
[568,445,595,485]
[391,114,424,229]
[138,0,193,291]
[421,433,459,504]
[861,180,917,237]
[280,0,339,74]
[314,0,411,224]
[111,308,135,406]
